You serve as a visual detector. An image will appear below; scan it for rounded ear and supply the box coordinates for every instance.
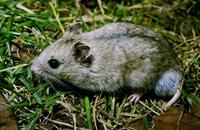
[68,23,81,34]
[61,23,81,43]
[73,42,94,67]
[73,42,90,62]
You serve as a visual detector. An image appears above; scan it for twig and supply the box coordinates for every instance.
[72,113,77,130]
[48,119,74,128]
[49,2,65,33]
[177,108,184,129]
[48,118,88,130]
[97,0,105,15]
[16,3,35,14]
[56,100,76,112]
[75,0,81,8]
[139,101,160,116]
[127,4,163,11]
[0,64,28,73]
[150,100,164,113]
[93,96,98,130]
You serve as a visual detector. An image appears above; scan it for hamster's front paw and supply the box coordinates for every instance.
[128,91,146,103]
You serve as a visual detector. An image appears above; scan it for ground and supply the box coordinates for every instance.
[0,0,199,130]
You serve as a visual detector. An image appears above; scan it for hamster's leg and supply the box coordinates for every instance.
[128,91,146,103]
[126,72,148,103]
[165,87,182,108]
[154,69,183,108]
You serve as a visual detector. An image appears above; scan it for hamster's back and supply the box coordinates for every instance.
[78,22,181,93]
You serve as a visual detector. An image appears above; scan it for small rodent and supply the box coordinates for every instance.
[31,22,183,107]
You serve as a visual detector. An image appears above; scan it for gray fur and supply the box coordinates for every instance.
[31,22,183,97]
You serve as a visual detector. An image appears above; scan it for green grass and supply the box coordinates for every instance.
[0,0,199,129]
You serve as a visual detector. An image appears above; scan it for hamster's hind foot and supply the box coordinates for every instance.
[164,87,182,108]
[128,91,146,103]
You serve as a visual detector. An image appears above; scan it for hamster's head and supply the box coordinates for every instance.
[31,33,94,87]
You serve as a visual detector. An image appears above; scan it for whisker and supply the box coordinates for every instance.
[44,73,58,91]
[47,73,73,91]
[48,74,64,86]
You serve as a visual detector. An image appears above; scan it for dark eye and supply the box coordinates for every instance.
[48,59,60,69]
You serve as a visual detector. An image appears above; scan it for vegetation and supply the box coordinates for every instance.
[0,0,199,129]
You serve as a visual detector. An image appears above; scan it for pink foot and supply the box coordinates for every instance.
[164,88,181,108]
[128,91,146,103]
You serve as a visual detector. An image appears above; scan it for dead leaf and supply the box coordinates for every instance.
[154,105,200,130]
[154,106,183,130]
[179,113,200,130]
[11,44,32,61]
[190,104,200,118]
[0,93,18,130]
[121,118,144,130]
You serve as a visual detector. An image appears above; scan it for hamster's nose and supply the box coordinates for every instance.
[30,64,37,73]
[30,64,43,74]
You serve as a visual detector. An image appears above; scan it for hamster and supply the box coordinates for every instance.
[31,22,183,107]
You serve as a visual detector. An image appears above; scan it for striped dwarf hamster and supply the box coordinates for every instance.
[31,22,183,107]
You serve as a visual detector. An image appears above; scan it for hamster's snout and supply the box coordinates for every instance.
[31,63,44,75]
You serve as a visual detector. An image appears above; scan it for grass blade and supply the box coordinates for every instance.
[84,96,93,130]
